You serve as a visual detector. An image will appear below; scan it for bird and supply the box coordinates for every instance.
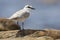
[8,5,35,36]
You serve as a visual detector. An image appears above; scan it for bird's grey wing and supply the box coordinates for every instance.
[19,12,30,19]
[11,12,30,21]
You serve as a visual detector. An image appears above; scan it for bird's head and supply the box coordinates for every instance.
[24,5,35,10]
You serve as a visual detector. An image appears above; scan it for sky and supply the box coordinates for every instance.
[0,0,60,30]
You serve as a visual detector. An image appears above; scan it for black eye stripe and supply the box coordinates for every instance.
[27,6,31,8]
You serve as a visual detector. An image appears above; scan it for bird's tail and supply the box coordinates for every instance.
[6,17,11,20]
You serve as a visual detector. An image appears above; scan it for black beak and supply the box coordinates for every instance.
[27,6,35,10]
[31,8,35,10]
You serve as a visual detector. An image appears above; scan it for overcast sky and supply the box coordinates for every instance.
[0,0,60,30]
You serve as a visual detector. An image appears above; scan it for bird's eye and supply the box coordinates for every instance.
[27,6,31,8]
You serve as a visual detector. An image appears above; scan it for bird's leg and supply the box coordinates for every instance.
[17,21,19,25]
[16,21,21,30]
[21,22,25,36]
[22,22,24,30]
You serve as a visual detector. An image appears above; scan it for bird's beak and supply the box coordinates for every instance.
[31,7,35,10]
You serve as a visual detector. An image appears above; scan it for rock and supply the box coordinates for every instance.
[36,36,54,40]
[0,18,20,31]
[23,36,36,40]
[45,29,60,39]
[21,29,38,35]
[31,30,47,37]
[31,29,60,39]
[0,30,21,39]
[0,30,59,40]
[0,29,60,39]
[0,37,22,40]
[0,36,54,40]
[0,30,38,39]
[56,39,60,40]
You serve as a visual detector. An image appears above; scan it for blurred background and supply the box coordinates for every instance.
[0,0,60,30]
